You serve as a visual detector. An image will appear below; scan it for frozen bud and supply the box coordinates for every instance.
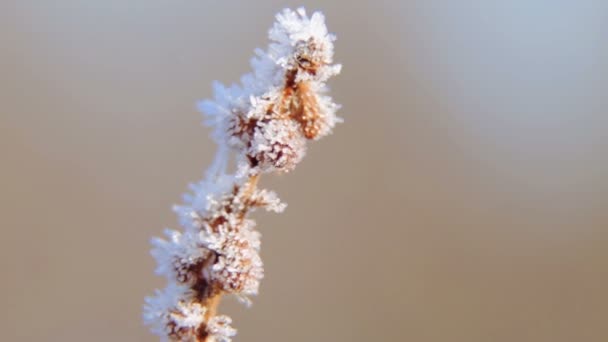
[247,118,306,173]
[210,231,264,296]
[249,188,287,213]
[206,315,237,342]
[151,229,212,284]
[143,284,206,341]
[293,36,331,75]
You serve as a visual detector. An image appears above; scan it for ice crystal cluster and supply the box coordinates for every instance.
[143,7,341,342]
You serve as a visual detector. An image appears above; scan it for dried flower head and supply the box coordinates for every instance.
[144,7,341,341]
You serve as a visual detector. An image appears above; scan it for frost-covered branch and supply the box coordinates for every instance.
[143,8,341,341]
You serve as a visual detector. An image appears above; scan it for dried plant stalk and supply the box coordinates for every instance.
[143,8,341,341]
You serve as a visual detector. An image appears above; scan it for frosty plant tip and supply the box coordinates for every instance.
[143,7,342,342]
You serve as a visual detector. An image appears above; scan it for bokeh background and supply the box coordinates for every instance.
[1,1,607,341]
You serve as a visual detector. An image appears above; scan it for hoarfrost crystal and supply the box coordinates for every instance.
[144,7,341,341]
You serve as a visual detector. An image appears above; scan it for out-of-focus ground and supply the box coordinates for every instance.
[1,1,607,341]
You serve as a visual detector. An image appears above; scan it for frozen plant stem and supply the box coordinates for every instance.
[143,7,341,342]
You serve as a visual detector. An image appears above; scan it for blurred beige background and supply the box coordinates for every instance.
[1,1,607,341]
